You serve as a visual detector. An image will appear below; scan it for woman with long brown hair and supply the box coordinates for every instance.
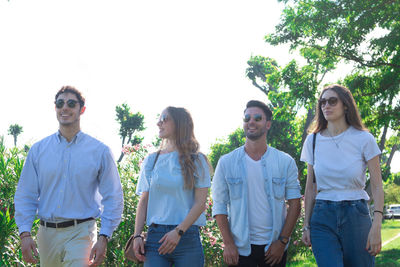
[300,84,384,266]
[132,106,211,267]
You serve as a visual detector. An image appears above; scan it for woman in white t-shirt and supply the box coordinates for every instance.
[300,84,384,267]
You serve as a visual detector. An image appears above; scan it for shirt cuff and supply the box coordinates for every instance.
[18,225,33,235]
[212,203,228,217]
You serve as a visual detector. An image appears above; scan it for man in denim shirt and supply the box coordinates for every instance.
[212,100,301,267]
[14,86,123,267]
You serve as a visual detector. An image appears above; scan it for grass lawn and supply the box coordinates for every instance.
[287,220,400,267]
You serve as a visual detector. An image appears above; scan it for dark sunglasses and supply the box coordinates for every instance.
[158,114,169,123]
[243,114,263,123]
[319,97,339,107]
[55,99,78,109]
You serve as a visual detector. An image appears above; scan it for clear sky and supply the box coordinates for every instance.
[1,0,399,172]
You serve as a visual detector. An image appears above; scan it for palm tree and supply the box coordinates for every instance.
[8,124,23,147]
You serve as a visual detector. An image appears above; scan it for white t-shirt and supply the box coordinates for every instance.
[300,126,381,201]
[245,153,272,244]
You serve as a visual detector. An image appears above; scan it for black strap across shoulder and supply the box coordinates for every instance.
[152,150,161,170]
[312,133,316,183]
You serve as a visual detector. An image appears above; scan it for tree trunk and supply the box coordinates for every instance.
[383,143,399,179]
[379,124,388,152]
[301,106,315,145]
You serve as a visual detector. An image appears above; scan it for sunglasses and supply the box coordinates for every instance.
[243,114,263,123]
[158,114,169,123]
[319,97,339,107]
[55,99,79,109]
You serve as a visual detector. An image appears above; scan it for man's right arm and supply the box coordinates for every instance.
[211,158,239,266]
[215,215,239,266]
[14,149,40,263]
[14,148,40,234]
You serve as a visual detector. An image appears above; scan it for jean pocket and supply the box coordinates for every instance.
[353,201,370,217]
[272,177,285,200]
[227,177,243,200]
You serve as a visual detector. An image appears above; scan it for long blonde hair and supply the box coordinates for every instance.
[163,106,211,190]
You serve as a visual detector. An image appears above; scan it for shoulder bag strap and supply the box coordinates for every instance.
[312,133,316,183]
[152,150,161,170]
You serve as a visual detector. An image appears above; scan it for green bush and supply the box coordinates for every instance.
[1,140,316,266]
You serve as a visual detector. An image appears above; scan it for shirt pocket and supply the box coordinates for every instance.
[226,177,243,200]
[272,177,286,200]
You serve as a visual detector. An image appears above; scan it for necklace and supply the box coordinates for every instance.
[326,128,347,148]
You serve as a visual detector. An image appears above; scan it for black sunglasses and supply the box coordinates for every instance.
[55,99,78,109]
[243,114,263,123]
[319,97,339,107]
[158,114,169,123]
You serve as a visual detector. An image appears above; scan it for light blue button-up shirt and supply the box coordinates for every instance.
[136,151,211,226]
[14,132,124,237]
[212,146,301,256]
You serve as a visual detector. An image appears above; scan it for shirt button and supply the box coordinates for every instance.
[57,206,60,208]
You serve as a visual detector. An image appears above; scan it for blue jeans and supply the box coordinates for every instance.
[310,199,374,267]
[144,224,204,267]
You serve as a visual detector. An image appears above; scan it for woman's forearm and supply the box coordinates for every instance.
[304,164,316,227]
[134,192,149,236]
[177,187,208,232]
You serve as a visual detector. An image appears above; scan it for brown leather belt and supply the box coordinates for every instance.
[40,217,94,228]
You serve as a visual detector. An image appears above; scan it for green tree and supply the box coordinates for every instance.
[208,128,246,170]
[115,104,145,163]
[7,124,23,147]
[265,0,400,176]
[245,48,336,186]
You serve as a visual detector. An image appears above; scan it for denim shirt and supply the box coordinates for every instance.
[211,146,301,256]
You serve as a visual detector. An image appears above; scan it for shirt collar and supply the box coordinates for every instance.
[56,130,83,144]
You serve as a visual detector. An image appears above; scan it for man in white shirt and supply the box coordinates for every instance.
[212,100,301,267]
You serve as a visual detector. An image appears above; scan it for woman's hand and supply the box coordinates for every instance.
[133,236,146,262]
[158,229,181,255]
[366,223,381,256]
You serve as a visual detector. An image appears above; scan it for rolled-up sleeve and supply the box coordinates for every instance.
[285,157,301,200]
[195,154,211,188]
[14,146,40,234]
[98,147,124,237]
[211,157,229,217]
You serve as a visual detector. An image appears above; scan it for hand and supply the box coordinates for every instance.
[366,224,381,256]
[223,243,239,266]
[21,236,39,264]
[133,236,146,262]
[302,229,311,247]
[158,229,181,255]
[265,240,285,266]
[89,236,107,266]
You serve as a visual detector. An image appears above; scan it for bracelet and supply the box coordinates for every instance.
[374,210,383,215]
[99,234,110,242]
[133,234,143,240]
[20,232,31,239]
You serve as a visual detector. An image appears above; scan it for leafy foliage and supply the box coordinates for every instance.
[115,104,145,163]
[1,142,225,266]
[264,0,400,177]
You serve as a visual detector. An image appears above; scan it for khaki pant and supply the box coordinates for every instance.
[37,220,97,267]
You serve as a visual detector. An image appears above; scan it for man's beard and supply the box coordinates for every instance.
[245,130,265,141]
